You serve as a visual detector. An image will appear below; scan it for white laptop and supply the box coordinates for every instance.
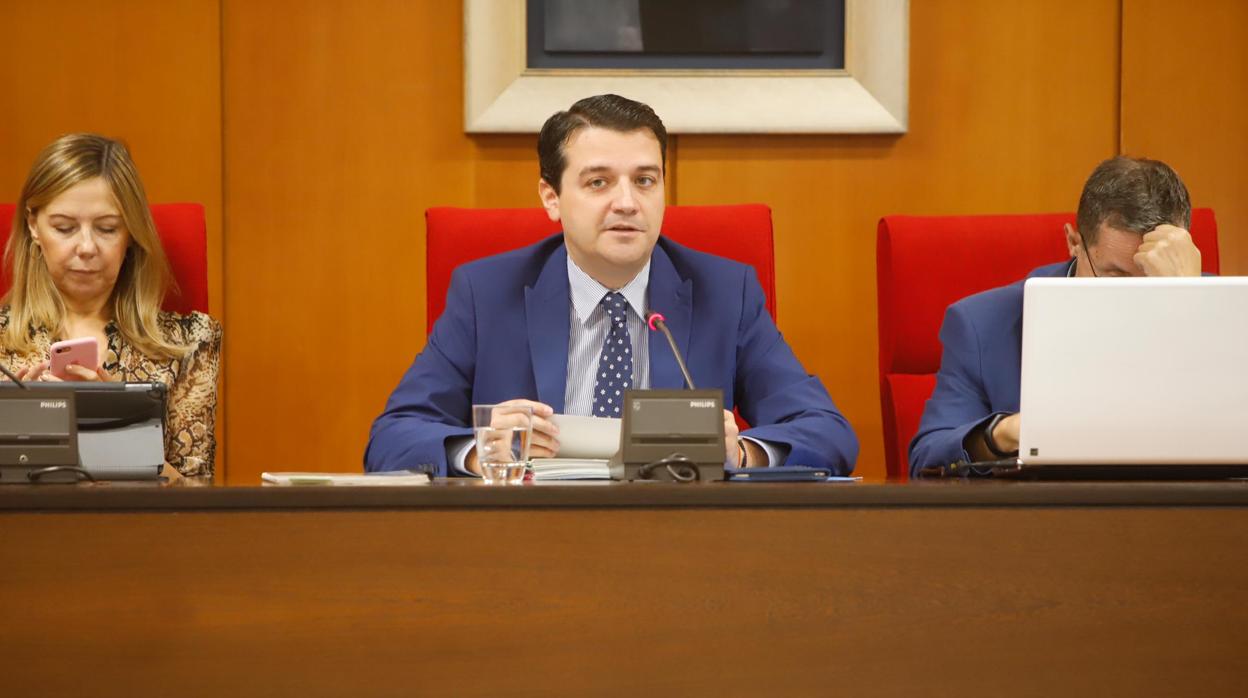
[1016,277,1248,475]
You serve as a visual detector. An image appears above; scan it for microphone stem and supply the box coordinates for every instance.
[0,363,28,389]
[655,320,696,390]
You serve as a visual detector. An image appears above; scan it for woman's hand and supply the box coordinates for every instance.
[17,361,53,382]
[62,364,116,382]
[15,361,116,382]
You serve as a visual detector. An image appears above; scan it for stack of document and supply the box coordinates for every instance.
[261,471,430,486]
[529,458,611,481]
[530,414,622,480]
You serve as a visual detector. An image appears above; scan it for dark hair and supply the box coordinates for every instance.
[537,94,667,193]
[1076,156,1191,244]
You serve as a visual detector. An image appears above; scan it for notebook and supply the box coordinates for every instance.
[262,471,430,486]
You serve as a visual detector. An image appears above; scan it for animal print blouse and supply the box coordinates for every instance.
[0,307,222,479]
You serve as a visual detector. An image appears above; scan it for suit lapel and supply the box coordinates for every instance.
[647,244,693,389]
[525,244,570,412]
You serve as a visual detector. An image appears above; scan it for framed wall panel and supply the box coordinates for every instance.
[465,0,908,134]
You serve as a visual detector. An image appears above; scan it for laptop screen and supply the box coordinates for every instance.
[1019,277,1248,465]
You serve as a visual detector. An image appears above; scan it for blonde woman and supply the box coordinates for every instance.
[1,134,221,479]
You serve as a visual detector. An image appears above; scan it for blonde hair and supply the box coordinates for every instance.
[3,133,186,359]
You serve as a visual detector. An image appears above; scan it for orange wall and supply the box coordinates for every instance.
[220,0,519,484]
[1121,0,1248,275]
[2,1,1244,483]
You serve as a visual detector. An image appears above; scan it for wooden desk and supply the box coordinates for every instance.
[2,480,1246,697]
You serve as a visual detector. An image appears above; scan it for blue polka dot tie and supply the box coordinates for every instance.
[592,292,634,417]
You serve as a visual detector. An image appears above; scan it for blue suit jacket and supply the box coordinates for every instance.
[907,261,1072,476]
[366,235,858,476]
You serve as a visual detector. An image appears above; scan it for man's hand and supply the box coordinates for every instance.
[723,410,768,468]
[965,412,1021,462]
[466,399,559,475]
[723,410,741,467]
[1135,224,1201,277]
[991,413,1021,454]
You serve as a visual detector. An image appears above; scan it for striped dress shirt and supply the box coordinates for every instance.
[563,255,651,415]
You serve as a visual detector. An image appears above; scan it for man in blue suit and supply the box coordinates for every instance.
[908,157,1203,476]
[367,94,858,476]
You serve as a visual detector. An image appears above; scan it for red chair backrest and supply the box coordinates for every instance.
[425,204,776,334]
[876,208,1220,479]
[0,202,210,314]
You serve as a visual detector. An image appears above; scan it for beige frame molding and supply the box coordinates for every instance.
[464,0,908,134]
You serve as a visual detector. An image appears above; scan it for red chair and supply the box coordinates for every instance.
[425,205,776,333]
[876,209,1220,480]
[427,204,776,432]
[0,203,210,314]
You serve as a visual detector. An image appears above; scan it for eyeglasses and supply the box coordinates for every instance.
[1076,228,1099,278]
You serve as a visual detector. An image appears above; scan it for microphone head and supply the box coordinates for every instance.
[645,311,666,331]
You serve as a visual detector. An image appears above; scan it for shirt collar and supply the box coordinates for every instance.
[567,254,650,327]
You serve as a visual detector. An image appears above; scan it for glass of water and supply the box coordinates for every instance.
[472,404,532,485]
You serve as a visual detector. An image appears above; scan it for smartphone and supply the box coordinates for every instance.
[725,465,834,482]
[50,336,99,379]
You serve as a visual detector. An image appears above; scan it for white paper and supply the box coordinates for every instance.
[550,414,621,459]
[530,458,611,480]
[261,471,430,486]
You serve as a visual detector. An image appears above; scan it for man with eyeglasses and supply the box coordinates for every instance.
[908,156,1202,476]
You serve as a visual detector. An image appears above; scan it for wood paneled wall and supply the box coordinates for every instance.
[1121,0,1248,275]
[2,1,1244,483]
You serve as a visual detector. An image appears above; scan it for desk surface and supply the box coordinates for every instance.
[3,479,1246,697]
[2,477,1248,510]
